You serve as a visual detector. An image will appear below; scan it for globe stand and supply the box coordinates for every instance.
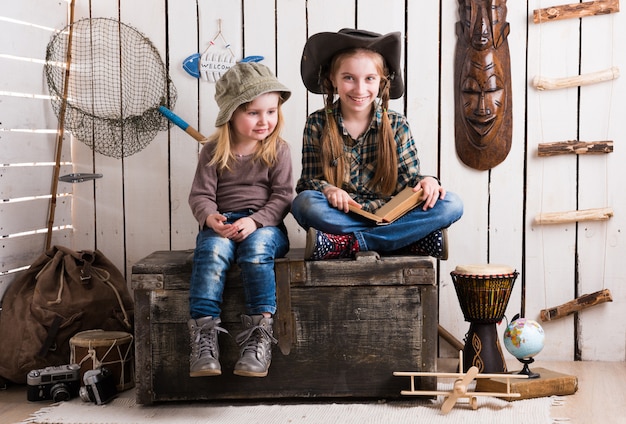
[476,317,578,399]
[516,357,541,379]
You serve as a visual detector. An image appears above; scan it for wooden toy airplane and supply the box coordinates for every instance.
[393,351,529,414]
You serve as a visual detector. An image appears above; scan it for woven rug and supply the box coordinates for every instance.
[20,386,555,424]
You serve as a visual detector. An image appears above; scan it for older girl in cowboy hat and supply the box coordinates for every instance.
[292,28,463,260]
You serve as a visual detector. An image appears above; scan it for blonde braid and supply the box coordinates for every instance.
[372,77,398,195]
[320,78,346,188]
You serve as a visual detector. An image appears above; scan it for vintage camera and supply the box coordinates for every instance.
[79,367,118,405]
[27,364,81,402]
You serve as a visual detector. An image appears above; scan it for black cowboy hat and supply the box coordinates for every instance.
[300,28,404,99]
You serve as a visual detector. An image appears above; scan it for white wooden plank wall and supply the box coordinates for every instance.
[1,0,624,362]
[0,2,72,293]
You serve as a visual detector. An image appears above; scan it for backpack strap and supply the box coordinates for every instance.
[37,315,63,357]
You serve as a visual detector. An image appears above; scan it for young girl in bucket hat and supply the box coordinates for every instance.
[187,62,293,378]
[292,28,463,260]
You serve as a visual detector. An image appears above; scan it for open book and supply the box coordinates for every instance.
[348,186,424,225]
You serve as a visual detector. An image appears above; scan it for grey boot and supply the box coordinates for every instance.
[233,314,277,377]
[188,316,227,377]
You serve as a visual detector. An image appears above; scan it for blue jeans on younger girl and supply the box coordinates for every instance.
[291,190,463,252]
[189,211,290,319]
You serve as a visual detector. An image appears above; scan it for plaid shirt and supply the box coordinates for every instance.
[296,102,424,212]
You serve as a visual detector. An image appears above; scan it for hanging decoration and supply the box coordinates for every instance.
[533,0,620,23]
[533,207,614,225]
[533,66,620,90]
[539,289,613,321]
[198,19,236,82]
[531,3,617,346]
[454,0,513,171]
[181,19,264,81]
[537,140,613,156]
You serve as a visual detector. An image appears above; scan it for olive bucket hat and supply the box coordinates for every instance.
[300,28,404,99]
[214,62,291,127]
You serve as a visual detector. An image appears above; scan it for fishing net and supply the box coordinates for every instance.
[45,18,177,158]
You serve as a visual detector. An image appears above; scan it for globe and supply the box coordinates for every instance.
[503,318,545,359]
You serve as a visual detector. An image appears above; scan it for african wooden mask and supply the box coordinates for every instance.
[455,0,512,170]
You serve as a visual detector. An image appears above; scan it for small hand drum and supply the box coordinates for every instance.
[70,329,134,392]
[451,264,518,373]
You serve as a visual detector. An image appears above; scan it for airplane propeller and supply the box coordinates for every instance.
[441,365,480,414]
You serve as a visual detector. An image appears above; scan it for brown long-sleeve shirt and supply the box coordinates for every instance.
[189,140,294,229]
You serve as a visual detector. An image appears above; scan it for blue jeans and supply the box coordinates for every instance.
[291,190,463,252]
[189,211,289,319]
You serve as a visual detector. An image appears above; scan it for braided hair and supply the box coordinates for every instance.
[319,48,398,196]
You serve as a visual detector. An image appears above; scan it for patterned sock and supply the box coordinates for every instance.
[305,228,360,260]
[408,229,448,260]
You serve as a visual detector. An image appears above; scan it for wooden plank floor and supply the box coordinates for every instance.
[540,360,626,423]
[1,359,625,423]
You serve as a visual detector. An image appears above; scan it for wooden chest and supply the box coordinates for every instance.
[131,250,437,404]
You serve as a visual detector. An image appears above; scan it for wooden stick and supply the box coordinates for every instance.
[537,140,613,156]
[533,67,619,91]
[533,0,620,23]
[438,324,465,352]
[540,289,613,321]
[46,0,76,250]
[534,207,613,225]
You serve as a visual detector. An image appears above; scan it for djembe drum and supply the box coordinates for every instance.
[451,264,518,373]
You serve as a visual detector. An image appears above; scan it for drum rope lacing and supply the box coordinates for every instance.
[75,335,134,388]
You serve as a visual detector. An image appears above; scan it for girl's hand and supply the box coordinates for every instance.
[323,186,356,213]
[229,217,258,242]
[206,213,240,239]
[417,176,446,210]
